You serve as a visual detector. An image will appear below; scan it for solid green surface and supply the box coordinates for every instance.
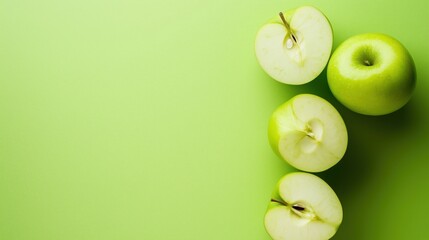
[0,0,428,239]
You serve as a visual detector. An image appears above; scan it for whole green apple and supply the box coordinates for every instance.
[327,33,416,115]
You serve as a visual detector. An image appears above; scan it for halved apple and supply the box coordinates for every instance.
[255,6,333,85]
[265,172,343,240]
[268,94,347,172]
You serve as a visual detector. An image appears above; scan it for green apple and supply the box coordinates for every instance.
[265,172,343,240]
[255,6,333,85]
[268,94,347,172]
[327,33,416,115]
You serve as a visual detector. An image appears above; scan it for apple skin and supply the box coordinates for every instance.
[327,33,416,115]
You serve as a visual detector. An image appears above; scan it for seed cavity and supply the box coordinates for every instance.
[292,205,305,211]
[286,38,294,49]
[291,202,317,220]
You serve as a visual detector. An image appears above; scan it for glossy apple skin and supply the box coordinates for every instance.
[327,33,416,115]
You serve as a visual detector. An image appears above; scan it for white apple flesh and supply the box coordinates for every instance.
[255,6,333,85]
[268,94,347,172]
[265,172,343,240]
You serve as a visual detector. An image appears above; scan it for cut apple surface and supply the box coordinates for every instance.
[255,6,333,85]
[268,94,347,172]
[265,172,343,240]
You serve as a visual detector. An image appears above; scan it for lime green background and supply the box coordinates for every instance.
[0,0,428,239]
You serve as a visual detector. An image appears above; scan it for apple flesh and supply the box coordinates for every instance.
[265,172,343,240]
[255,6,333,85]
[268,94,347,172]
[327,33,416,115]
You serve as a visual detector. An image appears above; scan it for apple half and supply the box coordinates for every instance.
[255,6,333,85]
[265,172,343,240]
[268,94,347,172]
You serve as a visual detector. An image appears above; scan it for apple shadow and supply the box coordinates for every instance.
[260,68,421,239]
[319,99,420,240]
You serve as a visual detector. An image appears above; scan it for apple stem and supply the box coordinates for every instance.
[307,132,315,139]
[271,198,288,206]
[364,60,372,66]
[279,12,298,44]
